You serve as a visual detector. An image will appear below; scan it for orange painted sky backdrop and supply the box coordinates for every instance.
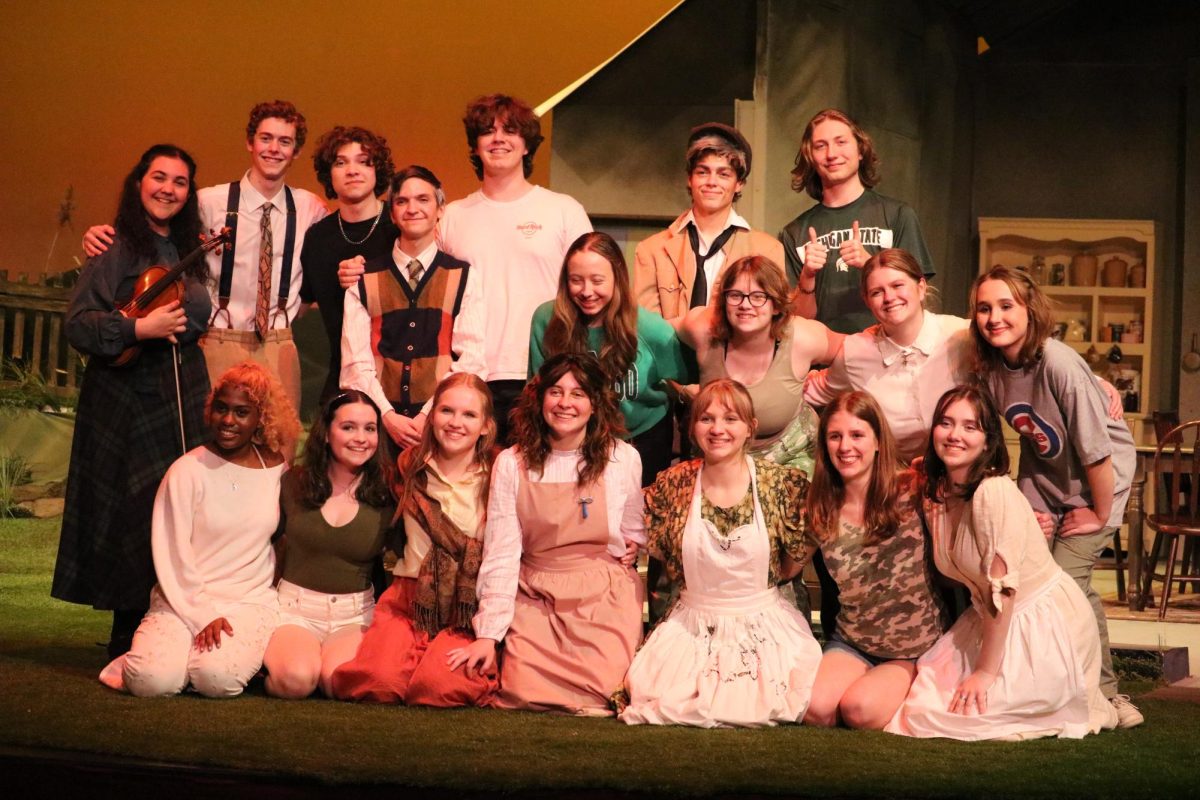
[0,0,679,275]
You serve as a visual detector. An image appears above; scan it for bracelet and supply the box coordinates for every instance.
[797,284,816,295]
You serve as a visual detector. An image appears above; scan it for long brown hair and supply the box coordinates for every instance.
[297,390,394,509]
[543,232,638,386]
[922,385,1010,503]
[806,391,907,545]
[397,373,497,511]
[708,255,792,345]
[511,353,626,487]
[969,265,1056,373]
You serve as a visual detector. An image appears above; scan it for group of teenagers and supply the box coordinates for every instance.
[51,91,1143,741]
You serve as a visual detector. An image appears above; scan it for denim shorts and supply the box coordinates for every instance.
[822,631,913,669]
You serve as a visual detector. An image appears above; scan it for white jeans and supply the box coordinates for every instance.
[118,586,278,698]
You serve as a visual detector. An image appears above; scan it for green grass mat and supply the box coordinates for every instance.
[3,517,1199,797]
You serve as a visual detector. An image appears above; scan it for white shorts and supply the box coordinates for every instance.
[276,579,374,642]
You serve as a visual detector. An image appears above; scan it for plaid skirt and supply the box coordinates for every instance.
[52,342,210,610]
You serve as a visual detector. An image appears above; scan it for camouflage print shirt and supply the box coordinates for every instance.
[804,483,947,659]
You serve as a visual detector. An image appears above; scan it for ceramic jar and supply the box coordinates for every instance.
[1070,253,1098,286]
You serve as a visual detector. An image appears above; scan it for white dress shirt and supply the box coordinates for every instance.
[472,442,645,642]
[339,240,487,416]
[676,207,750,306]
[804,312,972,463]
[197,172,328,330]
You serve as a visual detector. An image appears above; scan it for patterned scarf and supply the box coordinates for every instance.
[402,469,482,636]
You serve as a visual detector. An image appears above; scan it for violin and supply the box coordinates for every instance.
[112,228,231,366]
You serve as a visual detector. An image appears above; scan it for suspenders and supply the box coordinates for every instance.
[210,182,297,329]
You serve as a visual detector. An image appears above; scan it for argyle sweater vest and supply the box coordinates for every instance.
[357,251,470,416]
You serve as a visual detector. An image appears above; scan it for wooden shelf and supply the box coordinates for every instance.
[979,217,1157,439]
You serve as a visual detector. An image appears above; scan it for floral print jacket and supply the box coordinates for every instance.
[643,459,810,589]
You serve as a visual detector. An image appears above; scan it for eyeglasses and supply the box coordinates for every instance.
[724,290,770,308]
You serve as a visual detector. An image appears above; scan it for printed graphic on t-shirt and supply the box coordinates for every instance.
[516,222,542,238]
[797,226,894,271]
[1004,402,1063,459]
[590,348,639,401]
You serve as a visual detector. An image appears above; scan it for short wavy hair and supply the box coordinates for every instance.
[969,264,1056,373]
[708,255,792,345]
[246,100,307,150]
[790,108,880,201]
[207,362,301,458]
[311,126,395,200]
[688,378,758,454]
[462,93,543,180]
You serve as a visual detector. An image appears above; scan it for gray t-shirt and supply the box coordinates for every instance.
[987,338,1135,528]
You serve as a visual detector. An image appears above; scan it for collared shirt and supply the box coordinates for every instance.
[391,240,438,284]
[472,442,645,642]
[197,172,328,330]
[394,460,486,579]
[804,312,972,463]
[339,244,487,417]
[675,207,750,306]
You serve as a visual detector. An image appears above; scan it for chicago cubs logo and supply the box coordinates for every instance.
[1004,403,1062,458]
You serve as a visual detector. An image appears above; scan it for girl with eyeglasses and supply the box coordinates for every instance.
[674,255,841,476]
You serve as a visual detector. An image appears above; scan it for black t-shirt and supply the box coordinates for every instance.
[299,210,398,401]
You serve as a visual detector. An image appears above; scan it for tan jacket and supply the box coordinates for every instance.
[633,211,785,322]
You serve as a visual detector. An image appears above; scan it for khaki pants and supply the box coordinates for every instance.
[1051,526,1118,698]
[200,328,301,414]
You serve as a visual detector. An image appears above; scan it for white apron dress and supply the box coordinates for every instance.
[621,457,822,727]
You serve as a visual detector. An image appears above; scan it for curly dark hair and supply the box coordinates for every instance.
[311,126,395,200]
[789,108,880,201]
[113,144,205,278]
[806,391,908,545]
[295,390,395,509]
[922,385,1010,504]
[462,93,543,180]
[511,353,626,488]
[245,100,307,150]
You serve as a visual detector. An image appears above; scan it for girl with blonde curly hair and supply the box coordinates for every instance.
[100,362,300,698]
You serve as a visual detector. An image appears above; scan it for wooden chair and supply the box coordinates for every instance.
[1152,411,1197,593]
[1140,419,1200,619]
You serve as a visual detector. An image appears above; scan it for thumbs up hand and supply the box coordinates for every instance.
[802,226,829,280]
[838,220,869,269]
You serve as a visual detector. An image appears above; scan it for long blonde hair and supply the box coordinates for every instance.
[397,373,497,510]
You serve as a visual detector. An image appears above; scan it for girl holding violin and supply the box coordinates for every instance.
[52,144,213,661]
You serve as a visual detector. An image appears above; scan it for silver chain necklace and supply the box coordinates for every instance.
[337,203,384,246]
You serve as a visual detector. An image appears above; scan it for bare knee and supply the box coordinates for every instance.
[803,691,841,727]
[266,662,320,699]
[839,685,899,730]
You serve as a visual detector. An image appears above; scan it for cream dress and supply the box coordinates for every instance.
[888,476,1118,740]
[621,457,822,727]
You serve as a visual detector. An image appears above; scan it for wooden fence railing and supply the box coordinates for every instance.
[0,269,83,396]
